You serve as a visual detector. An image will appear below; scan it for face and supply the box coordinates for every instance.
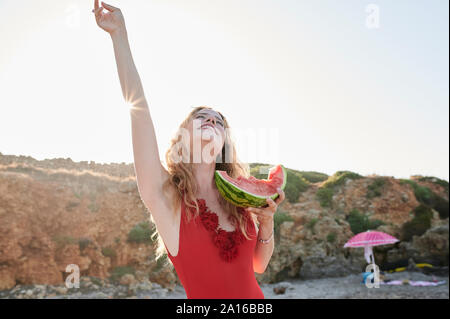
[186,109,226,162]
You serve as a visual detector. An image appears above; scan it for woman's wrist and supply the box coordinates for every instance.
[110,27,128,42]
[259,220,274,233]
[257,229,274,244]
[257,221,274,244]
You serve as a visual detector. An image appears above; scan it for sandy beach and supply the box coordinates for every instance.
[261,271,448,299]
[0,271,447,299]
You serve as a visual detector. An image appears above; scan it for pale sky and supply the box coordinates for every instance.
[0,0,448,181]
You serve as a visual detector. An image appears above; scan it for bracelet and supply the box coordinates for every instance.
[257,229,274,244]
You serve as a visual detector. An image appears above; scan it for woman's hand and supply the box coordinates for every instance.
[92,0,126,36]
[246,188,285,227]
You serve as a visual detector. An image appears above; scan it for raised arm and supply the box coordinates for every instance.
[92,1,168,206]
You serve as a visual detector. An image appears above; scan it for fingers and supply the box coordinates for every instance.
[266,197,277,210]
[246,189,285,214]
[94,0,99,10]
[92,6,103,17]
[247,200,276,215]
[102,1,118,12]
[274,188,285,204]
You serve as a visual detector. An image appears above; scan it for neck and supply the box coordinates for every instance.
[192,161,217,197]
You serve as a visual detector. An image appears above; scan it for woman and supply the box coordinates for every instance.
[92,1,285,299]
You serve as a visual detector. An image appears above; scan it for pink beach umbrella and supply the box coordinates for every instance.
[344,230,399,266]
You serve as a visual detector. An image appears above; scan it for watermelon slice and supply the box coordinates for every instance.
[214,164,287,208]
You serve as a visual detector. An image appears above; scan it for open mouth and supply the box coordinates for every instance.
[201,124,215,130]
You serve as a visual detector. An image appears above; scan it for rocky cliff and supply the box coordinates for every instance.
[0,153,448,290]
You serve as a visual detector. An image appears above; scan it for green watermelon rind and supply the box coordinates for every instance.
[215,174,251,206]
[214,165,287,208]
[215,171,261,207]
[216,177,246,206]
[218,165,287,200]
[269,164,288,194]
[217,178,263,207]
[214,166,286,208]
[221,177,261,207]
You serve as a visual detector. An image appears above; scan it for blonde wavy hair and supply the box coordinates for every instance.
[150,106,258,266]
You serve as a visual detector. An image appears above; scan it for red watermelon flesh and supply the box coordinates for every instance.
[215,164,287,207]
[220,165,284,196]
[231,175,279,196]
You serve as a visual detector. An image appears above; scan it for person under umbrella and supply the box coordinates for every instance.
[344,230,399,284]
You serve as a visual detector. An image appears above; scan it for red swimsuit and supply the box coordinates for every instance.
[164,195,265,299]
